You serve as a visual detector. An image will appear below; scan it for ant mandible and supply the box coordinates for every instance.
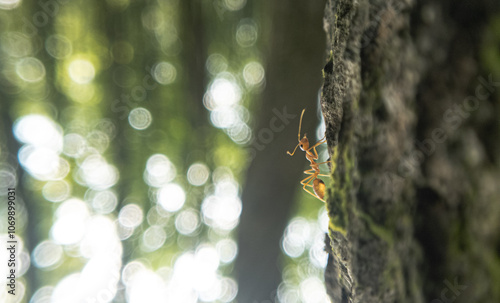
[287,109,329,202]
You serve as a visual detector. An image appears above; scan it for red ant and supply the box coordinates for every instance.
[287,109,329,202]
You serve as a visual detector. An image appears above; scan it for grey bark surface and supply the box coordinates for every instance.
[321,0,500,302]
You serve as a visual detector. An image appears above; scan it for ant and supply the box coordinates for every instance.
[287,109,329,202]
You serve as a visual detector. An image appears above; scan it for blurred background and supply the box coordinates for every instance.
[0,0,332,302]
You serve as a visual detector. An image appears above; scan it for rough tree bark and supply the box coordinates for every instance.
[321,0,500,302]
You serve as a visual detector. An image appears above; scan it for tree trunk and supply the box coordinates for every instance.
[321,0,500,302]
[235,0,326,302]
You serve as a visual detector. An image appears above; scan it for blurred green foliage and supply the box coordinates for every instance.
[0,0,328,302]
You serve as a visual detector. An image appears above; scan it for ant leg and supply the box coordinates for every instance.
[301,174,316,190]
[316,160,331,165]
[302,174,317,188]
[316,159,333,176]
[310,159,332,177]
[307,138,327,153]
[310,144,325,161]
[305,168,329,177]
[300,174,319,191]
[300,174,315,186]
[304,168,316,175]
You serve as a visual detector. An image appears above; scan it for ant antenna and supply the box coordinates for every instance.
[287,109,306,156]
[298,109,305,141]
[287,142,300,156]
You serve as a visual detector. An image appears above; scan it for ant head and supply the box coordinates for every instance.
[299,134,309,151]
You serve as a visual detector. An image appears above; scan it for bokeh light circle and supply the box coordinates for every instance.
[144,154,177,187]
[219,278,238,302]
[216,239,238,264]
[118,204,144,228]
[51,199,89,245]
[236,19,258,47]
[153,62,177,85]
[224,0,246,11]
[128,107,152,130]
[90,190,118,214]
[30,286,54,303]
[19,147,69,181]
[299,277,329,303]
[122,261,146,286]
[1,32,32,58]
[243,61,265,86]
[209,78,241,108]
[45,35,73,59]
[32,240,63,269]
[16,57,46,83]
[281,217,311,258]
[14,114,63,150]
[63,133,87,158]
[158,183,186,212]
[42,180,71,202]
[206,54,228,76]
[0,169,16,194]
[142,225,167,252]
[201,195,242,231]
[175,209,200,235]
[187,163,210,186]
[79,155,119,190]
[0,0,22,10]
[68,59,95,84]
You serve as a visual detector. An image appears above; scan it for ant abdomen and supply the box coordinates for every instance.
[313,178,326,201]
